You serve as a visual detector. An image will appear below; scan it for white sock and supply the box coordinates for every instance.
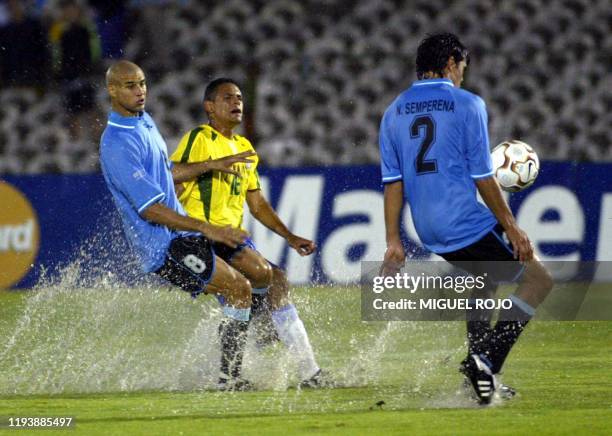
[271,304,319,380]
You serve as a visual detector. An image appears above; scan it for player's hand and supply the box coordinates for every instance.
[205,224,248,248]
[381,241,405,277]
[207,151,256,176]
[505,225,534,263]
[287,234,316,256]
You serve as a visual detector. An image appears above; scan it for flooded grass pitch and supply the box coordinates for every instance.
[1,254,610,426]
[1,276,610,433]
[0,262,476,411]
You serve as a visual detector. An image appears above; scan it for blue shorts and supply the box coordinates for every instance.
[213,237,279,269]
[213,237,257,263]
[155,235,216,297]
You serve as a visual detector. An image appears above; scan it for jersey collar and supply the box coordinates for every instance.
[108,111,147,128]
[412,78,454,87]
[205,123,237,141]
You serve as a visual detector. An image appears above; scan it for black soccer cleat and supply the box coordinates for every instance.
[217,376,254,392]
[460,356,517,401]
[461,377,516,401]
[460,354,497,405]
[298,369,334,389]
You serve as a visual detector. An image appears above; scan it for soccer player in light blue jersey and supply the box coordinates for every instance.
[99,60,258,391]
[379,34,553,404]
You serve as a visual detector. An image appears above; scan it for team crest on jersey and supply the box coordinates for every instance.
[132,169,146,180]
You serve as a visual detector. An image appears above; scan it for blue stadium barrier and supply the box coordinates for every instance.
[2,162,610,288]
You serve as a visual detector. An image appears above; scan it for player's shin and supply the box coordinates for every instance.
[251,288,270,316]
[484,294,535,374]
[218,306,250,383]
[466,284,497,355]
[271,304,319,380]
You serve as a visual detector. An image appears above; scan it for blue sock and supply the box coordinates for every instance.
[252,287,268,295]
[223,305,251,322]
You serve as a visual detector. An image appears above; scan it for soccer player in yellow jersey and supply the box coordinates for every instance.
[171,78,326,387]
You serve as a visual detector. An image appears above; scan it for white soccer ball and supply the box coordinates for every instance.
[491,140,540,192]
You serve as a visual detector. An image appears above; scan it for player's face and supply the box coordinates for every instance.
[208,83,243,127]
[109,69,147,116]
[449,58,468,87]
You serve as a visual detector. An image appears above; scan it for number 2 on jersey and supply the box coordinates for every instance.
[410,115,437,174]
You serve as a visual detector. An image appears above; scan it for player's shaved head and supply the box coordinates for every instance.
[106,61,147,116]
[106,60,144,87]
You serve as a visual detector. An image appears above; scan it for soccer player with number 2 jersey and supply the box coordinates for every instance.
[379,33,553,404]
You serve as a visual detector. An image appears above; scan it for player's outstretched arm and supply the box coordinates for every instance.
[382,181,406,276]
[246,190,316,256]
[141,202,247,248]
[171,150,256,183]
[475,176,533,262]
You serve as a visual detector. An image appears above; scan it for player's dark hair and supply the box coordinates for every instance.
[203,78,241,103]
[415,33,469,79]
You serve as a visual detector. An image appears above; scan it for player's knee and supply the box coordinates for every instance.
[240,277,253,301]
[263,262,274,285]
[253,261,273,288]
[231,274,252,305]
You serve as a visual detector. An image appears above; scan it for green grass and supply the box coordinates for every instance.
[0,287,610,435]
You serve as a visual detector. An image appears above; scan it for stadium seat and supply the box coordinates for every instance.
[0,0,608,172]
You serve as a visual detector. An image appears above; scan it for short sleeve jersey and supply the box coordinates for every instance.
[170,124,260,229]
[100,111,190,272]
[379,78,497,253]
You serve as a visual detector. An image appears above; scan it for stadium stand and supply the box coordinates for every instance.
[0,0,609,172]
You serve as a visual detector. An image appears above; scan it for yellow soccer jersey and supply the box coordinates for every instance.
[170,124,260,229]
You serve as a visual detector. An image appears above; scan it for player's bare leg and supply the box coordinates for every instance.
[514,257,554,308]
[230,248,321,385]
[206,256,253,390]
[207,255,253,308]
[229,248,291,308]
[230,248,273,290]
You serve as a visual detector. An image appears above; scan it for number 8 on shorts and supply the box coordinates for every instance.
[183,254,206,274]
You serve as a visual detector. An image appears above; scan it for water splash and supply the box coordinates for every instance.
[0,238,472,405]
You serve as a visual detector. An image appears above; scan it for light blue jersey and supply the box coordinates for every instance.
[379,78,497,253]
[100,111,190,272]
